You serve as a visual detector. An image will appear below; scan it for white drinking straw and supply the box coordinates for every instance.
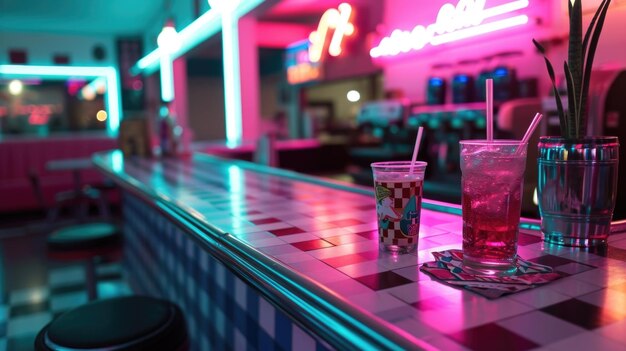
[410,126,424,174]
[486,78,494,141]
[516,113,544,155]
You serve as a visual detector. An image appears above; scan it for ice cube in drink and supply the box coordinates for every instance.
[460,141,527,276]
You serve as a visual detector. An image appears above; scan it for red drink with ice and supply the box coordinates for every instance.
[460,140,527,276]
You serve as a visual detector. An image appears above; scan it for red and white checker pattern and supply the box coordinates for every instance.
[376,180,421,247]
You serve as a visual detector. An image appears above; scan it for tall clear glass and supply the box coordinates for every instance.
[460,140,527,276]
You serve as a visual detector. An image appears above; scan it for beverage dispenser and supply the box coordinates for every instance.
[454,59,479,103]
[349,100,412,185]
[492,66,518,102]
[426,77,447,105]
[452,74,475,103]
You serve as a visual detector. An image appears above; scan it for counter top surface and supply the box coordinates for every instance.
[95,151,626,351]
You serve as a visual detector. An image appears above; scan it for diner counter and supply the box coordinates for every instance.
[94,150,626,351]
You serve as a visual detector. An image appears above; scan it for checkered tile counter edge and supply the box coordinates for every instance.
[95,151,626,351]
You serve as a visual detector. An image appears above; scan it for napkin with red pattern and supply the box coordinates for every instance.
[420,250,562,299]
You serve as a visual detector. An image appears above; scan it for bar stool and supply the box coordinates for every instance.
[47,222,122,300]
[34,296,189,351]
[30,170,122,299]
[28,169,110,223]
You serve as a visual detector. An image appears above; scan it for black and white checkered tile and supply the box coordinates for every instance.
[0,262,131,351]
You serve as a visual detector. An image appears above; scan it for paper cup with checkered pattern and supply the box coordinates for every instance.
[371,161,427,254]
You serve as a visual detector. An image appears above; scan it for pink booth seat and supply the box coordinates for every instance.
[0,135,117,213]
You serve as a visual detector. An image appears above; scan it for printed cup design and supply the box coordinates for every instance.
[375,180,422,247]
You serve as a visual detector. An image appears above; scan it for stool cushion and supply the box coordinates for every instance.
[48,222,120,251]
[36,296,187,350]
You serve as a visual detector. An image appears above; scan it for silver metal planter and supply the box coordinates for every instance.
[537,136,620,247]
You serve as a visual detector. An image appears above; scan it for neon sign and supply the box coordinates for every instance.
[286,41,322,85]
[370,0,529,58]
[309,3,355,63]
[0,104,63,126]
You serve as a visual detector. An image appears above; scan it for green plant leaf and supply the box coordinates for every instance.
[533,38,547,55]
[581,0,612,137]
[533,39,567,137]
[583,0,610,57]
[568,0,583,135]
[564,61,579,138]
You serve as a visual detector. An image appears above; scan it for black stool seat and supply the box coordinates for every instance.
[48,222,121,251]
[35,296,188,351]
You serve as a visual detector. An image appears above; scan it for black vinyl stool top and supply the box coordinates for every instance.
[35,296,188,351]
[48,222,120,251]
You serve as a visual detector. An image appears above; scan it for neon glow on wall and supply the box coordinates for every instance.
[370,0,529,58]
[0,65,121,136]
[309,3,355,63]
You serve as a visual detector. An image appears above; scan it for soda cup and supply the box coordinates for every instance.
[371,161,427,254]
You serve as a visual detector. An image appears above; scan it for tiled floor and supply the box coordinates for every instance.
[0,220,132,351]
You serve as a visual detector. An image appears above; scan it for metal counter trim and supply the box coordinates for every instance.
[94,152,435,351]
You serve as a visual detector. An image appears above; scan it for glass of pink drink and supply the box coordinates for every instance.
[460,140,528,276]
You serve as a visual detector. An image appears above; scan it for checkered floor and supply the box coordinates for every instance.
[0,262,132,351]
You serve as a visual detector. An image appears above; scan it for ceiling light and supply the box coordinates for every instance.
[8,80,23,95]
[96,110,108,122]
[83,88,96,101]
[347,90,361,102]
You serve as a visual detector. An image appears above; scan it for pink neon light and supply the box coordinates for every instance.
[328,3,355,57]
[27,105,54,125]
[370,0,529,58]
[309,3,355,63]
[432,15,528,45]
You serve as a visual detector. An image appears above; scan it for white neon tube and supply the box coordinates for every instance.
[222,9,243,147]
[431,15,529,46]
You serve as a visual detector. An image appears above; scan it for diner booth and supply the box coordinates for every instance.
[0,67,120,213]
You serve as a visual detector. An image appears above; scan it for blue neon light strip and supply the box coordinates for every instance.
[133,0,265,147]
[222,11,243,147]
[133,0,265,75]
[0,64,121,136]
[159,54,175,102]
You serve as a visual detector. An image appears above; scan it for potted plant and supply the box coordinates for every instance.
[534,0,619,247]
